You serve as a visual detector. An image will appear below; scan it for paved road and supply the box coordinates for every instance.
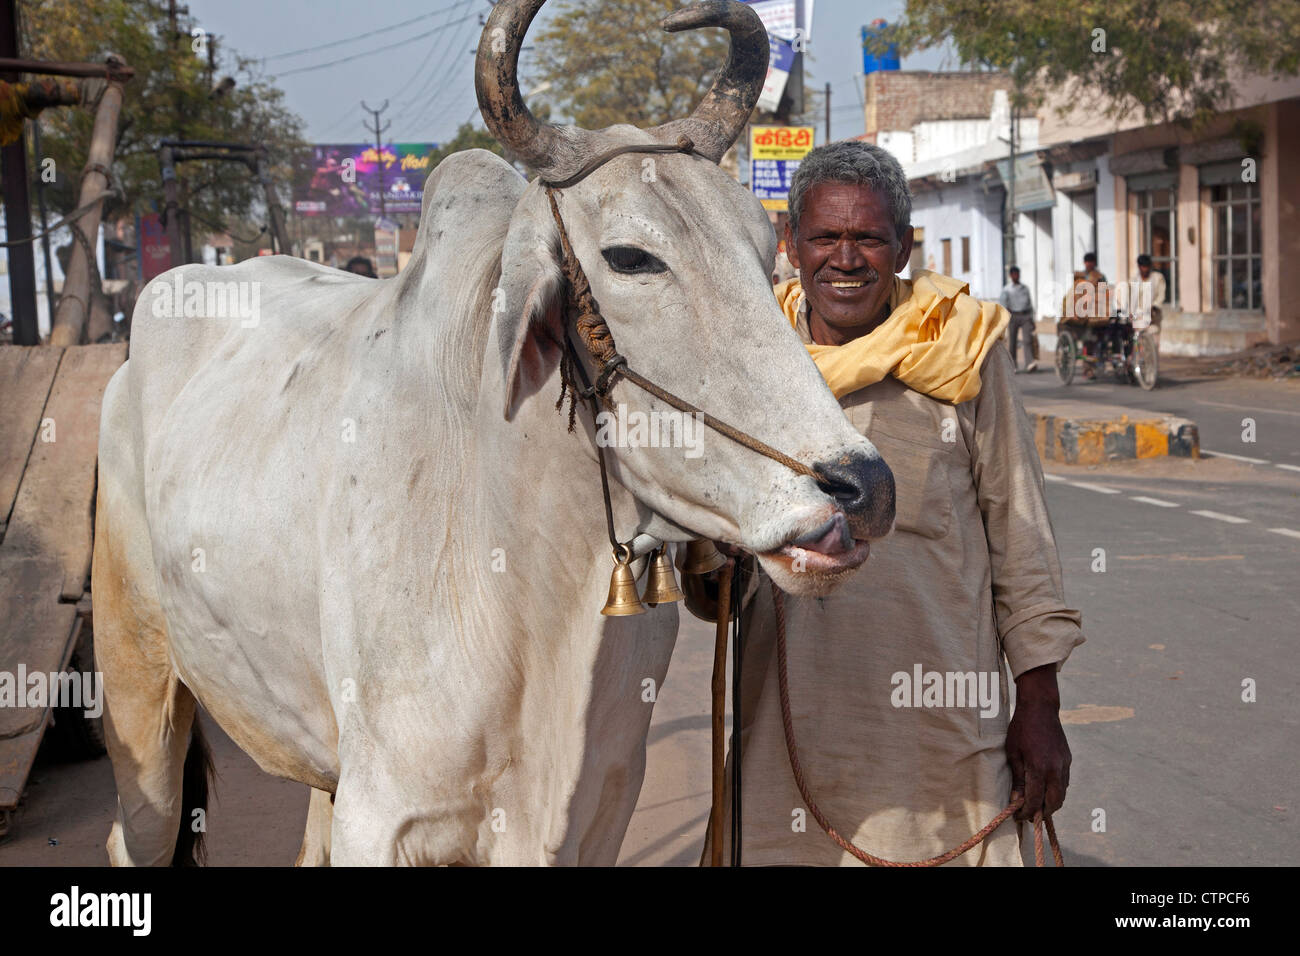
[3,371,1296,866]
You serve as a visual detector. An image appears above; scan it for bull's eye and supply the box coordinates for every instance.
[602,245,667,276]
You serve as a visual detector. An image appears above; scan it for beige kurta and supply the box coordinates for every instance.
[711,295,1085,867]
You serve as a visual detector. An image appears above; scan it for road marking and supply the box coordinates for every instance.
[1130,496,1179,507]
[1190,510,1251,524]
[1277,464,1300,473]
[1196,399,1300,418]
[1059,704,1134,725]
[1068,481,1121,494]
[1042,473,1067,483]
[1202,449,1271,464]
[1268,528,1300,540]
[1117,554,1243,561]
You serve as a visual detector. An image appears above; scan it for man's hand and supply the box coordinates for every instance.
[1006,663,1071,822]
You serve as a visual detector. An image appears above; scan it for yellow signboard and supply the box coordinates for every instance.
[750,125,815,211]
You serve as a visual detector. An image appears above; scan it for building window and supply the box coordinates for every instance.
[961,236,970,273]
[909,240,924,276]
[941,238,952,275]
[1129,187,1177,307]
[1210,182,1262,310]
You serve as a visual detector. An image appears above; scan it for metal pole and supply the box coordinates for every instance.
[32,120,56,322]
[160,145,185,268]
[824,81,831,144]
[49,59,128,346]
[1008,104,1017,269]
[2,0,39,345]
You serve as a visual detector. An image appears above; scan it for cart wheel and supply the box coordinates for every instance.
[1133,330,1159,390]
[42,624,107,761]
[1055,329,1077,384]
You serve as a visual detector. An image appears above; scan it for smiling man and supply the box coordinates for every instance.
[694,141,1085,866]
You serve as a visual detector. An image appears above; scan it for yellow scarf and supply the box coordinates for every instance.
[776,271,1009,404]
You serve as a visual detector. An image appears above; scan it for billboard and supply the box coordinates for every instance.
[746,0,815,112]
[750,126,815,211]
[295,143,439,217]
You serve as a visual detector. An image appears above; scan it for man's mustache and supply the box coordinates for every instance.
[818,267,880,283]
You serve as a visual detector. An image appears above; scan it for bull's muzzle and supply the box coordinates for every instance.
[813,452,895,541]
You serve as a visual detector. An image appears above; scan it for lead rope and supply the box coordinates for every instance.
[771,584,1063,867]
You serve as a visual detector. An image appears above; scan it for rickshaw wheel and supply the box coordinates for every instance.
[1055,328,1078,385]
[1133,330,1159,390]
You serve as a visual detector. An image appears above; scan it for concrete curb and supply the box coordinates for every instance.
[1026,401,1199,465]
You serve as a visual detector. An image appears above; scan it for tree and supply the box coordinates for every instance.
[428,122,504,166]
[873,0,1300,124]
[531,0,730,130]
[18,0,306,238]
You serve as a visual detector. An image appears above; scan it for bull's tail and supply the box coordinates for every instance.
[172,720,214,866]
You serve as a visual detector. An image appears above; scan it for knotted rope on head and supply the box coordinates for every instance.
[546,185,626,431]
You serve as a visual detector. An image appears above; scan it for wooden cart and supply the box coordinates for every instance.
[0,343,125,836]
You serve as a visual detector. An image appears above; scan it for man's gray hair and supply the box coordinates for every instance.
[787,140,913,239]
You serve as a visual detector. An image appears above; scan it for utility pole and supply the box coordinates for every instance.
[167,0,194,263]
[361,100,390,221]
[824,82,831,144]
[2,0,39,344]
[1007,103,1017,269]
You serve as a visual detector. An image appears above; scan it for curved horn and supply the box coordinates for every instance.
[475,0,599,181]
[650,1,770,163]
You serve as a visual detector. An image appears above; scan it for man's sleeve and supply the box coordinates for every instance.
[999,286,1010,310]
[964,342,1085,678]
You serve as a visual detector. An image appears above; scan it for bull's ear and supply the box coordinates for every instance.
[496,209,566,421]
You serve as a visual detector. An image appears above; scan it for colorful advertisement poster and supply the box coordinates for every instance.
[295,143,439,217]
[750,126,815,211]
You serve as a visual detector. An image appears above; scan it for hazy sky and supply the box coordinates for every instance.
[186,0,953,146]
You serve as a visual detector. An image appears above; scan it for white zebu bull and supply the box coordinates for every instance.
[94,0,894,866]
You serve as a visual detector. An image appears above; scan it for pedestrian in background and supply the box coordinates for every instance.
[344,256,377,278]
[1000,265,1037,372]
[1132,254,1166,344]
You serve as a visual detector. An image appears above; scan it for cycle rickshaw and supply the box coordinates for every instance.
[1054,278,1159,390]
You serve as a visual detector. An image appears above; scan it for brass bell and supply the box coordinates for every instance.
[677,538,726,576]
[642,548,685,607]
[601,547,647,616]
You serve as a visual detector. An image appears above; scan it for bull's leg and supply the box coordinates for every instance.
[95,372,205,866]
[330,757,482,865]
[94,495,202,865]
[294,788,334,866]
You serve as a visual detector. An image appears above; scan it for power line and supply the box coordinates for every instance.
[385,0,478,104]
[272,13,479,78]
[260,2,468,61]
[392,17,482,133]
[388,11,480,123]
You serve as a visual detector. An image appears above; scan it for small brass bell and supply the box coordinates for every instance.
[601,546,647,616]
[642,547,685,607]
[677,538,726,576]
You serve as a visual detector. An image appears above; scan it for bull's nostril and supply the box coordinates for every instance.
[814,470,860,504]
[813,453,895,528]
